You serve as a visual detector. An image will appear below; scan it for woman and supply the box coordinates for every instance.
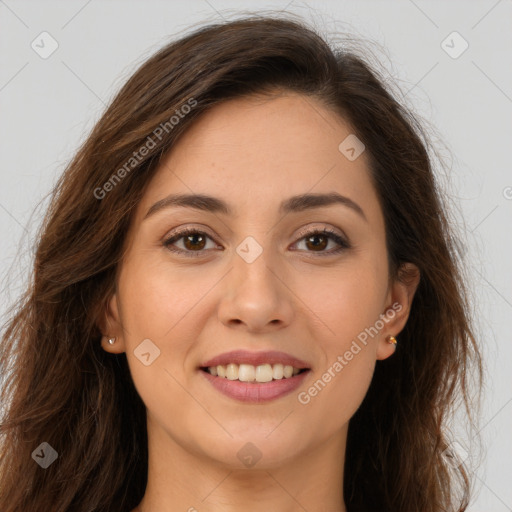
[0,14,483,512]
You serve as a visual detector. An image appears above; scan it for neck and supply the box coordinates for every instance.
[132,414,348,512]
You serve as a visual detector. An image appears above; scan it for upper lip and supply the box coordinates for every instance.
[200,350,311,369]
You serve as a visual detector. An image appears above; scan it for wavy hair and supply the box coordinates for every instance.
[0,13,483,512]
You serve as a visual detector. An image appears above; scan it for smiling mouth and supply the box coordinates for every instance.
[200,363,310,383]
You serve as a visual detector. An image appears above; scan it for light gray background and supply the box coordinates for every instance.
[1,1,511,510]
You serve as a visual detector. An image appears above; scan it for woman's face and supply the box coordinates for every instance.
[103,91,418,470]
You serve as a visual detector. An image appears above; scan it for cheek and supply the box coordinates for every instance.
[115,255,216,406]
[116,257,212,428]
[292,259,384,432]
[294,257,387,345]
[117,254,219,341]
[297,349,375,444]
[295,287,379,440]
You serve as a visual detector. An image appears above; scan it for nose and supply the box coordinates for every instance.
[216,244,294,333]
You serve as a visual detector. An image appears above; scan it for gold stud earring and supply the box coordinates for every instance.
[386,335,397,347]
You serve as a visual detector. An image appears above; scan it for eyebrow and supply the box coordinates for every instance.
[144,192,367,221]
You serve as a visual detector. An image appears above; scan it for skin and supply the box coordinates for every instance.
[100,91,420,512]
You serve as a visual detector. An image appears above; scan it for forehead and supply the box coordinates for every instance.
[138,92,379,220]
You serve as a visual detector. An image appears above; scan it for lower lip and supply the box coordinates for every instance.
[199,369,310,403]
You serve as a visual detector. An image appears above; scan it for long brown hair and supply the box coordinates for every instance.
[0,13,483,512]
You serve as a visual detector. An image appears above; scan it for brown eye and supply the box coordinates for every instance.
[294,228,350,255]
[304,233,329,251]
[182,232,207,251]
[163,229,218,257]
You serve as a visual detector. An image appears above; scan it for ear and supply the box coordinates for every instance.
[376,262,420,361]
[98,292,125,354]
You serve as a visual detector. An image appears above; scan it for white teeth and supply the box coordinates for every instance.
[206,363,304,382]
[255,364,273,382]
[238,364,255,382]
[272,363,284,380]
[226,363,238,380]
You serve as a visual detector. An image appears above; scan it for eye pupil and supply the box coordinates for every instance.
[184,233,206,250]
[306,234,328,251]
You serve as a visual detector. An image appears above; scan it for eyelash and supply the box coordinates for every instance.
[163,227,351,258]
